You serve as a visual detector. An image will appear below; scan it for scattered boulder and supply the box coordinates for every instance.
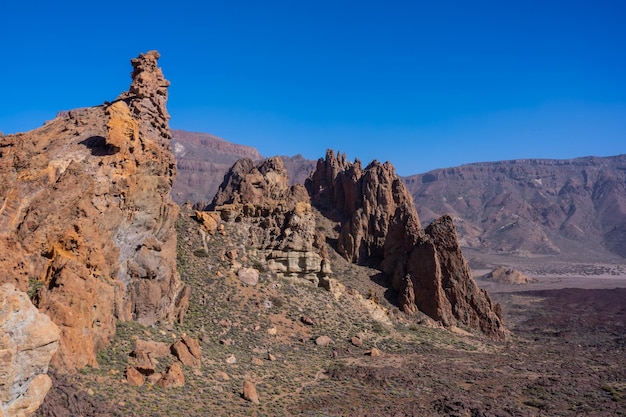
[132,339,170,359]
[171,340,200,368]
[237,267,260,286]
[300,316,316,326]
[368,348,382,357]
[242,380,260,404]
[194,210,221,234]
[216,371,230,381]
[125,366,145,387]
[157,363,185,389]
[226,354,237,364]
[315,335,333,346]
[181,335,201,359]
[0,284,60,417]
[129,350,155,375]
[351,336,363,348]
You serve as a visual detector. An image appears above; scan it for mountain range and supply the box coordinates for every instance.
[172,131,626,262]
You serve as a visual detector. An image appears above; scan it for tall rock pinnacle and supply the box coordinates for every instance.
[307,150,506,339]
[0,51,189,371]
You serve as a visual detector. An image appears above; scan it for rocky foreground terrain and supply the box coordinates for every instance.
[0,51,624,416]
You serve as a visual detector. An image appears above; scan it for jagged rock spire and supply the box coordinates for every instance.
[307,150,506,339]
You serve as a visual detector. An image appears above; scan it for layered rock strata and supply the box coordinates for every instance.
[307,150,505,338]
[0,51,188,371]
[1,284,60,417]
[205,157,330,283]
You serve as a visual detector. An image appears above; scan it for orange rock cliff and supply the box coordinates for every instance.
[0,51,189,372]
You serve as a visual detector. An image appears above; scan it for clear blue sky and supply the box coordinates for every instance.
[2,0,624,175]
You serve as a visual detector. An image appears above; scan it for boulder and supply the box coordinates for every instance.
[157,363,185,389]
[125,366,145,386]
[242,380,260,404]
[237,267,260,286]
[171,339,200,368]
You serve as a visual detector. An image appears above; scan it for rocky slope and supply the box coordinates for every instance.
[0,284,60,417]
[404,155,626,260]
[0,51,188,372]
[306,150,505,338]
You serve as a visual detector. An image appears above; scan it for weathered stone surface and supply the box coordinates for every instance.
[0,284,60,417]
[157,363,185,389]
[171,338,200,368]
[203,157,331,282]
[36,370,117,417]
[315,335,333,346]
[181,335,201,360]
[307,150,506,339]
[129,349,155,375]
[132,339,171,359]
[237,267,260,286]
[195,210,221,234]
[125,366,145,386]
[0,51,189,371]
[242,380,260,404]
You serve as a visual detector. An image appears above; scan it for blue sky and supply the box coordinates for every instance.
[2,0,624,175]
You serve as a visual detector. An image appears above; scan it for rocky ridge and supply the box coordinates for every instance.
[0,284,60,417]
[404,155,626,260]
[307,150,505,338]
[0,51,188,371]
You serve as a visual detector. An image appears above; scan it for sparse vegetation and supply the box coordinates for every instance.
[36,207,626,416]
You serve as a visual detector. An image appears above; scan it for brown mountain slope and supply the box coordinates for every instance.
[170,130,262,205]
[403,155,626,260]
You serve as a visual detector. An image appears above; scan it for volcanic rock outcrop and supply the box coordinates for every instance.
[307,150,505,338]
[204,157,330,283]
[0,51,189,371]
[1,284,60,417]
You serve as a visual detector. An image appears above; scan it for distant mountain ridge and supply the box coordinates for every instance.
[404,155,626,260]
[171,130,262,204]
[171,130,626,260]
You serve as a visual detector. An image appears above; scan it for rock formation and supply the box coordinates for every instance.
[307,150,505,338]
[0,51,189,371]
[483,266,535,284]
[204,157,330,284]
[1,284,60,417]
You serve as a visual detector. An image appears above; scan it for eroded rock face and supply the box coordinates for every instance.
[0,51,188,371]
[307,150,505,338]
[0,284,60,417]
[205,157,330,283]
